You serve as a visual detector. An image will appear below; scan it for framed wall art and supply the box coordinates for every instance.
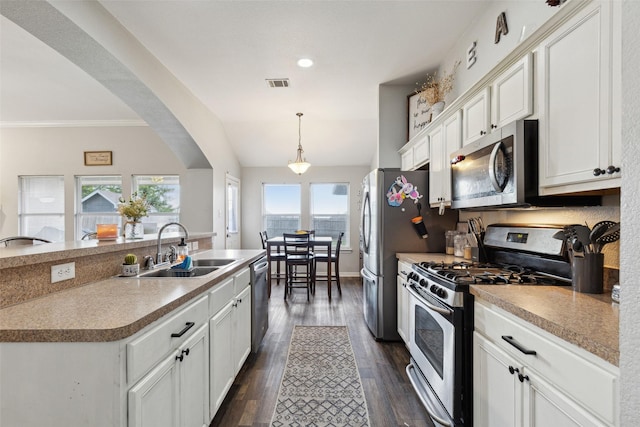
[407,92,430,141]
[84,151,112,166]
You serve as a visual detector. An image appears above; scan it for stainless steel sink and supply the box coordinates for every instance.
[137,266,219,278]
[192,258,237,267]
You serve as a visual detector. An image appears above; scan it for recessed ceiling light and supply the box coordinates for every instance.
[297,58,314,68]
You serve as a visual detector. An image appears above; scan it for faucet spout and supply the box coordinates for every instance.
[156,222,189,264]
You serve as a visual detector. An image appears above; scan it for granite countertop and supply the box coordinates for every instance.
[0,249,265,343]
[397,253,620,366]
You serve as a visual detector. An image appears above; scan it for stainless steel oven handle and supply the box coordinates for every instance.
[408,285,453,316]
[406,362,452,427]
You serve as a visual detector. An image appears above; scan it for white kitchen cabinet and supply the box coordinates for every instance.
[400,131,429,171]
[537,1,621,194]
[462,54,533,147]
[396,260,412,345]
[208,268,252,418]
[462,87,491,146]
[474,300,619,427]
[129,323,209,427]
[429,110,462,207]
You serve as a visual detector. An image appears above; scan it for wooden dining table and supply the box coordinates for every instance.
[265,235,334,298]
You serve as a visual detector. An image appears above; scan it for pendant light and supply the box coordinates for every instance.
[288,112,311,175]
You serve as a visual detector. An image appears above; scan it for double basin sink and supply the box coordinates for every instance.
[128,258,237,278]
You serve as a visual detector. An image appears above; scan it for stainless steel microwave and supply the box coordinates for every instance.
[450,120,599,209]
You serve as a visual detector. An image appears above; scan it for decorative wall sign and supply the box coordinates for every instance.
[84,151,112,166]
[407,92,431,140]
[467,41,477,69]
[546,0,566,6]
[495,12,509,44]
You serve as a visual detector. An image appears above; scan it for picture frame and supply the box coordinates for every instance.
[84,151,112,166]
[407,92,431,141]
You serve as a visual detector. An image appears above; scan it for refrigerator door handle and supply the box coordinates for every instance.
[361,191,371,254]
[360,268,376,281]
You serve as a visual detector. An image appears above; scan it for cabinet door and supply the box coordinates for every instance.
[474,332,523,427]
[491,53,533,129]
[233,285,252,375]
[462,87,491,146]
[428,124,444,205]
[441,110,462,203]
[178,324,209,427]
[128,354,179,427]
[413,135,430,168]
[396,275,409,344]
[209,301,235,417]
[524,369,608,427]
[537,2,619,192]
[401,149,414,171]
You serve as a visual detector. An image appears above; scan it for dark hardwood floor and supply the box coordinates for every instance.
[210,277,434,427]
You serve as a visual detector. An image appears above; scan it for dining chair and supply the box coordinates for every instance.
[283,232,315,301]
[313,232,344,297]
[0,236,52,247]
[261,231,285,296]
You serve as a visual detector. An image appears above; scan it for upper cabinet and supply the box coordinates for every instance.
[429,110,462,207]
[537,1,621,194]
[462,54,533,146]
[400,131,429,171]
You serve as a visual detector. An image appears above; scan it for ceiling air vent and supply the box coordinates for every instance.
[266,78,290,88]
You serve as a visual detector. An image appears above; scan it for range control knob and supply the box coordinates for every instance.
[420,279,427,287]
[437,288,448,299]
[430,285,438,294]
[408,272,415,281]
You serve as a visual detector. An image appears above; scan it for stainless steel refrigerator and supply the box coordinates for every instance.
[360,168,458,341]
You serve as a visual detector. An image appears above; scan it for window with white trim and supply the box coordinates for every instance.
[75,175,122,239]
[18,176,65,242]
[263,183,301,237]
[132,175,180,234]
[310,183,350,248]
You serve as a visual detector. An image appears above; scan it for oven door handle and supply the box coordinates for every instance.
[406,362,453,427]
[408,285,453,316]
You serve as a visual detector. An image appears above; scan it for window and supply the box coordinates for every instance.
[19,176,65,242]
[76,176,122,239]
[263,184,301,237]
[132,175,180,233]
[310,183,349,247]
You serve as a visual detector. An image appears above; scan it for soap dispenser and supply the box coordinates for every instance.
[177,238,188,261]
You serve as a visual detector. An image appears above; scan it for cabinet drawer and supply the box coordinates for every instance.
[475,301,618,425]
[209,277,234,316]
[234,268,251,295]
[127,295,208,385]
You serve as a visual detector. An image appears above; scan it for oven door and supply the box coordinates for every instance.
[407,284,456,422]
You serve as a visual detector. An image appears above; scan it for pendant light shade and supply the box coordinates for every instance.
[288,112,311,175]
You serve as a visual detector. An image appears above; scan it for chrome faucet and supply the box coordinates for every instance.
[156,222,189,265]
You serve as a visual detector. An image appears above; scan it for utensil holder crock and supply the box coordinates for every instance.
[572,252,604,294]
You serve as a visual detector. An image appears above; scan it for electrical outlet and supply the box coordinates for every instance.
[51,262,75,283]
[191,241,199,251]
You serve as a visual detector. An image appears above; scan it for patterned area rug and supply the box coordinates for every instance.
[271,325,371,426]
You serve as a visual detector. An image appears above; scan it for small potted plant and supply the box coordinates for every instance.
[118,192,150,239]
[122,253,140,277]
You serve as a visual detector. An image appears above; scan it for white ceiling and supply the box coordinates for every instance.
[0,1,489,168]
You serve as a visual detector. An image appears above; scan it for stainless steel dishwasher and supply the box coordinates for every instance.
[250,255,269,353]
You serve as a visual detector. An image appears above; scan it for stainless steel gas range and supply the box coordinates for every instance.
[405,224,572,427]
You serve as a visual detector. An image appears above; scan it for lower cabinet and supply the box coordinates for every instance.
[474,300,619,427]
[396,260,411,345]
[209,268,252,418]
[128,323,209,427]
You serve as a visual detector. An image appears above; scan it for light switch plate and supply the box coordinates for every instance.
[51,262,75,283]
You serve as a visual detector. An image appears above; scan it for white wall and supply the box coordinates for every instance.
[241,166,370,276]
[377,84,415,169]
[620,0,640,423]
[0,125,214,239]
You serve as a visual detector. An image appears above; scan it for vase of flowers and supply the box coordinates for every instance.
[118,192,150,239]
[416,61,460,119]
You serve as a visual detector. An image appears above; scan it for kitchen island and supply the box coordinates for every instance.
[0,248,265,427]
